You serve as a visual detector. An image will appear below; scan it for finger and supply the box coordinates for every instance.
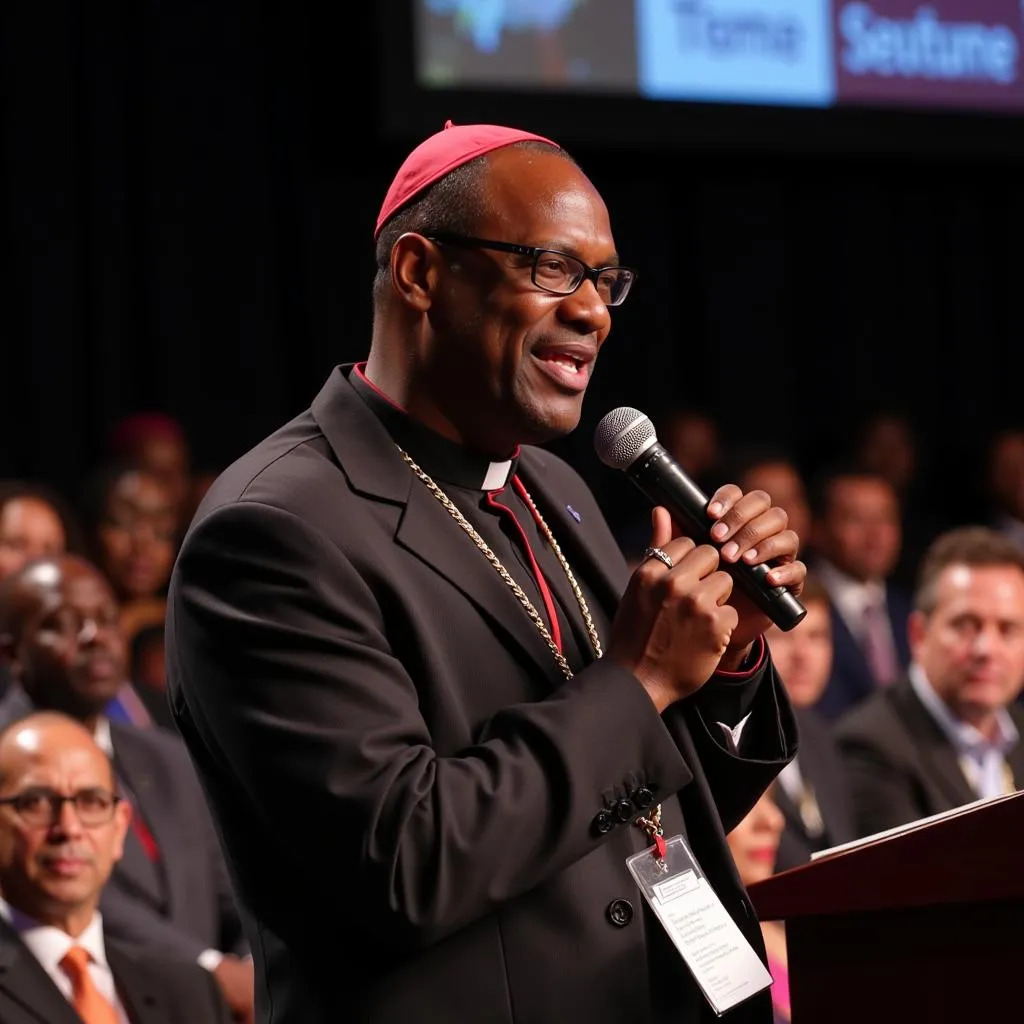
[711,490,776,552]
[650,506,673,550]
[696,568,734,606]
[672,542,721,581]
[706,483,743,520]
[740,529,800,566]
[765,559,807,592]
[719,603,740,633]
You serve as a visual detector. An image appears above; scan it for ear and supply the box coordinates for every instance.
[907,609,926,658]
[390,232,441,313]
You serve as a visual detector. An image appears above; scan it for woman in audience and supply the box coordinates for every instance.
[0,480,82,580]
[726,789,790,1023]
[79,459,178,644]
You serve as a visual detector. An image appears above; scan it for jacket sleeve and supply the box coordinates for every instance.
[663,642,799,834]
[167,499,694,951]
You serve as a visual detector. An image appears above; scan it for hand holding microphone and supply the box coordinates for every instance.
[596,408,807,708]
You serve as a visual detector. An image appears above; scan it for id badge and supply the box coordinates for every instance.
[626,834,773,1016]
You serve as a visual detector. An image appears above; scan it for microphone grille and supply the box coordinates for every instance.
[594,407,657,470]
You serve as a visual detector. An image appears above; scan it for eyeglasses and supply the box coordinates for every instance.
[0,787,121,828]
[427,233,636,307]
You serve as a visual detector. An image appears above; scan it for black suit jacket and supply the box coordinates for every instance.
[165,365,798,1024]
[0,688,245,964]
[773,707,857,872]
[812,583,912,721]
[0,917,231,1024]
[835,677,1024,837]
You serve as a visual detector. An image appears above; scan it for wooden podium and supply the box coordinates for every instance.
[747,790,1024,1022]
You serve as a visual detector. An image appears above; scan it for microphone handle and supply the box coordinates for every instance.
[629,445,807,632]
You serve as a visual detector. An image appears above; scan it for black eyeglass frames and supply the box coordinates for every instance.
[426,233,636,307]
[0,787,122,828]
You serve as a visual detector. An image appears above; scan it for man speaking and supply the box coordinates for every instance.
[165,121,804,1023]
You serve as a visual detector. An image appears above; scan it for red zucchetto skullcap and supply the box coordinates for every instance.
[374,120,560,238]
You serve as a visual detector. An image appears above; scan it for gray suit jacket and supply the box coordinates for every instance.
[166,364,798,1024]
[0,916,232,1024]
[0,688,245,964]
[835,677,1024,837]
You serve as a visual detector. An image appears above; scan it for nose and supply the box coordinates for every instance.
[49,798,86,839]
[558,278,613,336]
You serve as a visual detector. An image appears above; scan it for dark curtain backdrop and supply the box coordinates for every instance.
[3,2,1022,536]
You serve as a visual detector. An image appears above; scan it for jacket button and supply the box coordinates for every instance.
[633,786,655,809]
[614,798,634,823]
[606,898,634,928]
[593,809,615,835]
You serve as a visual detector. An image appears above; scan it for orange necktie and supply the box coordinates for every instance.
[60,946,120,1024]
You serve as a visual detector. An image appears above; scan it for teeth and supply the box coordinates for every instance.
[547,356,579,373]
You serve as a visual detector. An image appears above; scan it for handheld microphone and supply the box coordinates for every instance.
[595,407,806,632]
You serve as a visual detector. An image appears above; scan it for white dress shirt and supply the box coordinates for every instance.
[0,899,130,1023]
[908,663,1019,800]
[816,561,891,642]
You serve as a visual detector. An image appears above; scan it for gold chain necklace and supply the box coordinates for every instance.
[397,444,663,851]
[396,445,602,679]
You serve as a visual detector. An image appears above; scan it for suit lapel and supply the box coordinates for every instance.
[0,920,84,1024]
[395,477,564,676]
[827,607,874,703]
[311,365,587,683]
[515,451,625,616]
[893,683,978,807]
[109,730,168,911]
[108,945,167,1024]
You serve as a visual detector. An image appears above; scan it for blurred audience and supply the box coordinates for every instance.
[0,482,82,581]
[108,412,193,537]
[719,444,811,556]
[986,427,1024,551]
[0,556,253,1023]
[656,406,721,492]
[0,712,232,1023]
[78,461,176,647]
[809,465,911,719]
[836,526,1024,838]
[851,407,945,589]
[129,622,174,732]
[0,483,85,701]
[764,575,856,870]
[725,789,790,1024]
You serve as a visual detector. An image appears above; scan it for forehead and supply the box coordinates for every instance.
[0,736,113,790]
[0,499,64,534]
[934,564,1024,614]
[109,472,172,510]
[19,565,116,621]
[830,477,893,506]
[480,148,614,253]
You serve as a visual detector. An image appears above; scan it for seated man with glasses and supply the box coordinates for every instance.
[0,711,231,1023]
[0,555,252,1023]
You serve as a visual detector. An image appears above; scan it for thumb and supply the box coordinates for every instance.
[649,506,674,550]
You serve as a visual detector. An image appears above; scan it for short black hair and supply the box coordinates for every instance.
[808,461,892,520]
